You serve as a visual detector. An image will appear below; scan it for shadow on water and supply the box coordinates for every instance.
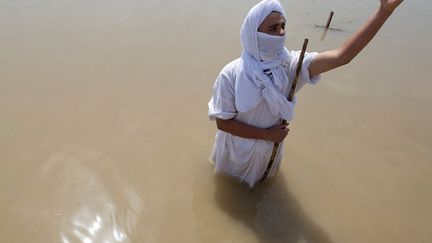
[213,172,333,243]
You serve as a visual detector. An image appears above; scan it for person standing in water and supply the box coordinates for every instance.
[208,0,404,187]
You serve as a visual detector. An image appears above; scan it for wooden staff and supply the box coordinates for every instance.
[261,38,309,181]
[321,11,334,41]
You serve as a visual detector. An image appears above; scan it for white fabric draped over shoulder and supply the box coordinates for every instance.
[208,0,321,187]
[237,0,293,120]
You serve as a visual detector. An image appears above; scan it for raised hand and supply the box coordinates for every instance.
[380,0,404,14]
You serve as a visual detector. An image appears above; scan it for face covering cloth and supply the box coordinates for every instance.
[236,0,296,121]
[257,31,286,61]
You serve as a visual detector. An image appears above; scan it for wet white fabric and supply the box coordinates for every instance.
[208,0,321,187]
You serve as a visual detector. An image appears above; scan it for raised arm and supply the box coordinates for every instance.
[309,0,404,76]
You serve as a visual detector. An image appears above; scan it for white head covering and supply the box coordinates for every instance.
[235,0,296,121]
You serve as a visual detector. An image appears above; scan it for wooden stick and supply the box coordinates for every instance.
[320,11,334,41]
[261,39,309,182]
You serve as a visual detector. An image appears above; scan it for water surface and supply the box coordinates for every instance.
[1,0,431,242]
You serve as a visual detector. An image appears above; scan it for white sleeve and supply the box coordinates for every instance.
[288,51,321,94]
[208,72,237,121]
[300,52,321,85]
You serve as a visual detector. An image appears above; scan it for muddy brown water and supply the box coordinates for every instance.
[1,0,431,242]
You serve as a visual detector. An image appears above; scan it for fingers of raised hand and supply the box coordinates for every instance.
[380,0,404,11]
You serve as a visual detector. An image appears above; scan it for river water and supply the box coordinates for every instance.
[1,0,431,242]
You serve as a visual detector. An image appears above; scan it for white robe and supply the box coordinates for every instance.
[208,51,320,187]
[208,0,322,187]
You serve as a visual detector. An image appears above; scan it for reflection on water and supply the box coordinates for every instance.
[192,163,334,243]
[40,150,142,243]
[213,173,333,243]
